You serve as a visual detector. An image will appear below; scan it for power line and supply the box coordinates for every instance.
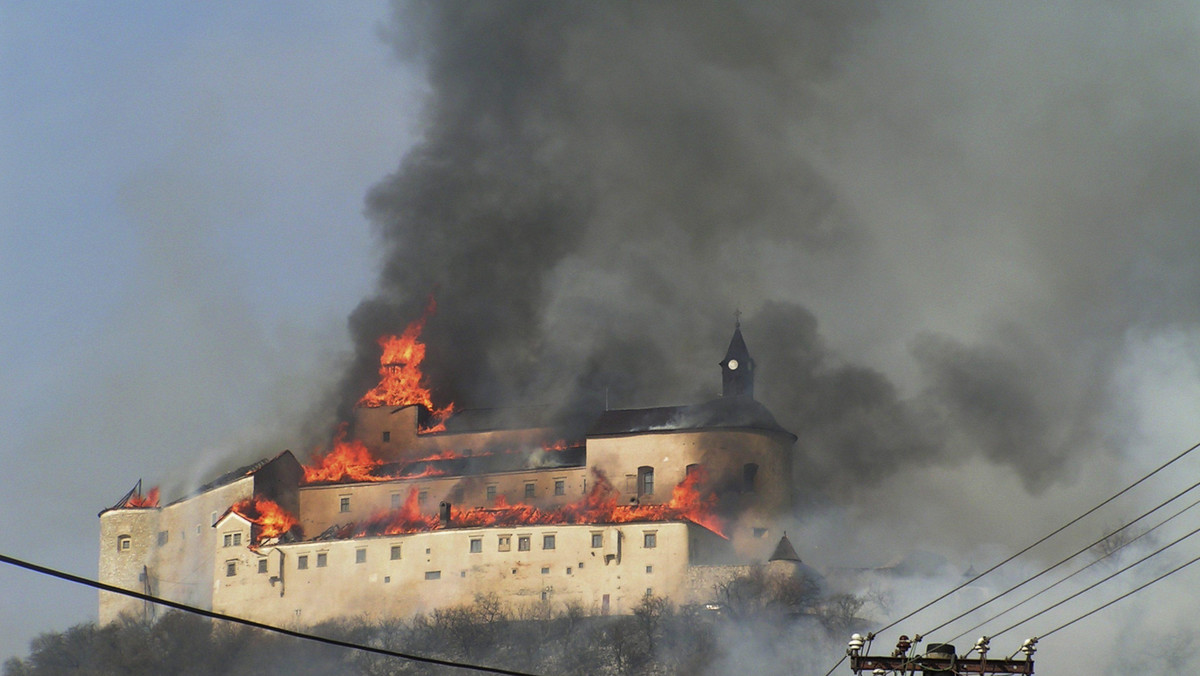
[816,438,1200,676]
[0,552,540,676]
[926,475,1200,641]
[987,520,1200,641]
[876,439,1200,638]
[947,489,1200,644]
[1036,549,1200,643]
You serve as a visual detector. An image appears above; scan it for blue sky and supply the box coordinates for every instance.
[1,2,419,658]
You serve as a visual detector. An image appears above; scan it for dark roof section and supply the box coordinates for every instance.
[769,534,802,562]
[369,445,587,481]
[588,396,795,439]
[438,405,560,434]
[194,457,272,494]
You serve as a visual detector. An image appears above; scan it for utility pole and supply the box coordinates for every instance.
[846,634,1036,675]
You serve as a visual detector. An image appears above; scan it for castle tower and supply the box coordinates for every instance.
[720,321,756,398]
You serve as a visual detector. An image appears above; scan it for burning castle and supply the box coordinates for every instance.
[98,318,798,625]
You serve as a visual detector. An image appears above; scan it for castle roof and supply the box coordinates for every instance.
[588,396,794,439]
[369,444,587,480]
[769,534,802,562]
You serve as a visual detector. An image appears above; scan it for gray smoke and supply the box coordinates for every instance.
[342,0,1200,506]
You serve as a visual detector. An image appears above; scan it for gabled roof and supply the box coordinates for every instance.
[213,510,254,529]
[588,396,794,439]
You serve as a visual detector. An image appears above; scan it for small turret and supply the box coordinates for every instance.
[720,321,756,398]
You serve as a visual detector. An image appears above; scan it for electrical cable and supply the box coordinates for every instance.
[1035,549,1200,642]
[872,439,1200,638]
[946,489,1200,644]
[817,439,1200,676]
[0,552,540,676]
[926,476,1200,641]
[986,519,1200,641]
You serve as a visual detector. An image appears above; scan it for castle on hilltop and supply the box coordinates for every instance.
[98,324,800,626]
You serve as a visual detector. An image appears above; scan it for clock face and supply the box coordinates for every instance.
[727,359,739,371]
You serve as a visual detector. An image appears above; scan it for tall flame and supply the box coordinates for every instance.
[354,468,725,538]
[230,497,300,542]
[356,298,455,430]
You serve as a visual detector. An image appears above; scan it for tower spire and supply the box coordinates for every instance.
[720,318,755,398]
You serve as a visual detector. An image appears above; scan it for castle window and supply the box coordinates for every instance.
[382,431,390,442]
[638,466,654,496]
[524,483,536,499]
[591,532,603,548]
[518,535,531,551]
[743,463,759,493]
[418,490,428,504]
[470,538,482,553]
[258,559,268,574]
[356,549,367,564]
[390,545,402,560]
[567,567,572,575]
[646,565,653,573]
[686,463,701,477]
[391,493,401,509]
[498,535,511,552]
[157,531,168,546]
[554,479,565,496]
[317,553,327,567]
[117,535,131,552]
[486,484,497,502]
[643,532,657,549]
[425,571,441,580]
[543,534,556,550]
[339,496,351,513]
[225,561,236,577]
[297,555,308,570]
[541,567,550,575]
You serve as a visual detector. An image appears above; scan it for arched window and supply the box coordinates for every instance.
[743,463,759,493]
[638,466,654,496]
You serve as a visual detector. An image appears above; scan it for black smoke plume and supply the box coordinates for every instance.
[340,0,1200,502]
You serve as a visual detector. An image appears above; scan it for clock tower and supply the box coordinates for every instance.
[720,320,755,398]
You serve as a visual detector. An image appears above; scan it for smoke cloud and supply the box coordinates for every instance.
[343,0,1200,516]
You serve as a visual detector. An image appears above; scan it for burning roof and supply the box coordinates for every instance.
[337,468,726,539]
[100,480,160,515]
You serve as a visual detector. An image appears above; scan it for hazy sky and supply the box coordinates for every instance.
[0,2,420,659]
[5,3,1200,672]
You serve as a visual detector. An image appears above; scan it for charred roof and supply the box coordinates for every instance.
[588,396,795,440]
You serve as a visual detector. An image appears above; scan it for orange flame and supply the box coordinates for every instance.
[356,298,455,430]
[354,468,725,538]
[230,496,300,542]
[303,425,385,484]
[125,487,160,508]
